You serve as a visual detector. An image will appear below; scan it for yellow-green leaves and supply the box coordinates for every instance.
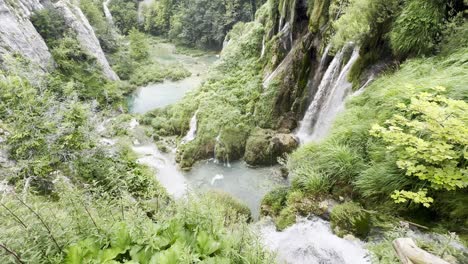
[391,189,434,208]
[371,87,468,205]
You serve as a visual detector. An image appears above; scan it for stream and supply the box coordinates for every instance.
[126,41,370,263]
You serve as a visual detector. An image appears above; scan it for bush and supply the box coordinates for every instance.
[108,0,138,35]
[205,191,252,221]
[261,187,289,216]
[330,202,371,238]
[0,188,272,263]
[30,5,68,46]
[129,63,191,86]
[390,0,445,58]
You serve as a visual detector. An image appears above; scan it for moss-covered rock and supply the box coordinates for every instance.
[330,202,371,238]
[205,190,252,221]
[244,128,298,166]
[261,186,290,216]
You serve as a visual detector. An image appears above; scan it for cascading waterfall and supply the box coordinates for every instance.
[260,217,370,264]
[213,134,231,167]
[260,36,266,58]
[296,46,360,143]
[213,133,221,163]
[103,0,113,24]
[263,41,293,89]
[182,111,198,143]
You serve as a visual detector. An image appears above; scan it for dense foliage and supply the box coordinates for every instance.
[143,21,265,168]
[0,185,271,263]
[108,0,139,35]
[371,88,467,206]
[141,0,265,48]
[282,45,468,230]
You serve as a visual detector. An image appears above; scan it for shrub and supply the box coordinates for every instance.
[292,171,333,196]
[30,5,68,46]
[108,0,138,35]
[261,187,289,216]
[0,187,272,263]
[390,0,446,58]
[330,202,371,238]
[371,88,468,207]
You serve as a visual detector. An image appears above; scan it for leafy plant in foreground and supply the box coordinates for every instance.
[371,87,468,206]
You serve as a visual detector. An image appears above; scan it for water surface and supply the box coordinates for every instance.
[129,42,217,113]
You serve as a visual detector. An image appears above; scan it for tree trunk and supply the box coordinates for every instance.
[392,238,450,264]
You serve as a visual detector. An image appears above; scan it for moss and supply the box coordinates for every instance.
[261,186,290,216]
[330,202,371,238]
[275,206,296,231]
[206,191,252,221]
[308,0,331,33]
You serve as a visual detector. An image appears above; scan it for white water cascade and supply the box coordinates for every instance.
[296,46,360,143]
[263,46,293,89]
[103,0,113,24]
[260,36,266,58]
[260,217,370,264]
[133,144,187,198]
[182,111,198,143]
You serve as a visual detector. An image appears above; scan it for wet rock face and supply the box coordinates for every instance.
[53,0,119,80]
[0,0,53,73]
[244,128,299,166]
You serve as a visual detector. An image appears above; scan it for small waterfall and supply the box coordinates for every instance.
[213,133,221,163]
[260,217,370,264]
[103,0,113,25]
[182,111,198,143]
[352,74,374,97]
[278,0,288,32]
[260,36,266,58]
[296,46,360,143]
[213,134,231,167]
[263,44,293,89]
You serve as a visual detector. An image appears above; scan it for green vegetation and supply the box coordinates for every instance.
[143,21,265,168]
[108,0,139,35]
[277,44,468,233]
[30,4,68,46]
[330,202,371,238]
[80,0,118,52]
[389,0,445,58]
[142,0,264,48]
[371,88,467,206]
[0,185,272,263]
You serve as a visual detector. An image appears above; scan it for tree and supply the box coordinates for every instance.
[108,0,138,35]
[371,87,468,207]
[129,29,149,61]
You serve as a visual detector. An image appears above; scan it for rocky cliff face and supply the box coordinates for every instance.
[54,0,119,80]
[0,0,119,80]
[0,0,53,73]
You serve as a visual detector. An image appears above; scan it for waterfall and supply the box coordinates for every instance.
[296,46,360,143]
[213,134,231,167]
[263,43,293,89]
[182,111,198,143]
[103,0,113,24]
[260,217,370,264]
[213,133,221,163]
[352,74,374,97]
[260,36,266,58]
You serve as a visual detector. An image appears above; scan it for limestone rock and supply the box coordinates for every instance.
[54,0,119,80]
[0,0,53,73]
[244,128,298,166]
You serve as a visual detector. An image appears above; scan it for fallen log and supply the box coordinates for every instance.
[392,238,450,264]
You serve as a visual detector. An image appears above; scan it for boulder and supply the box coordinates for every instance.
[244,128,298,166]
